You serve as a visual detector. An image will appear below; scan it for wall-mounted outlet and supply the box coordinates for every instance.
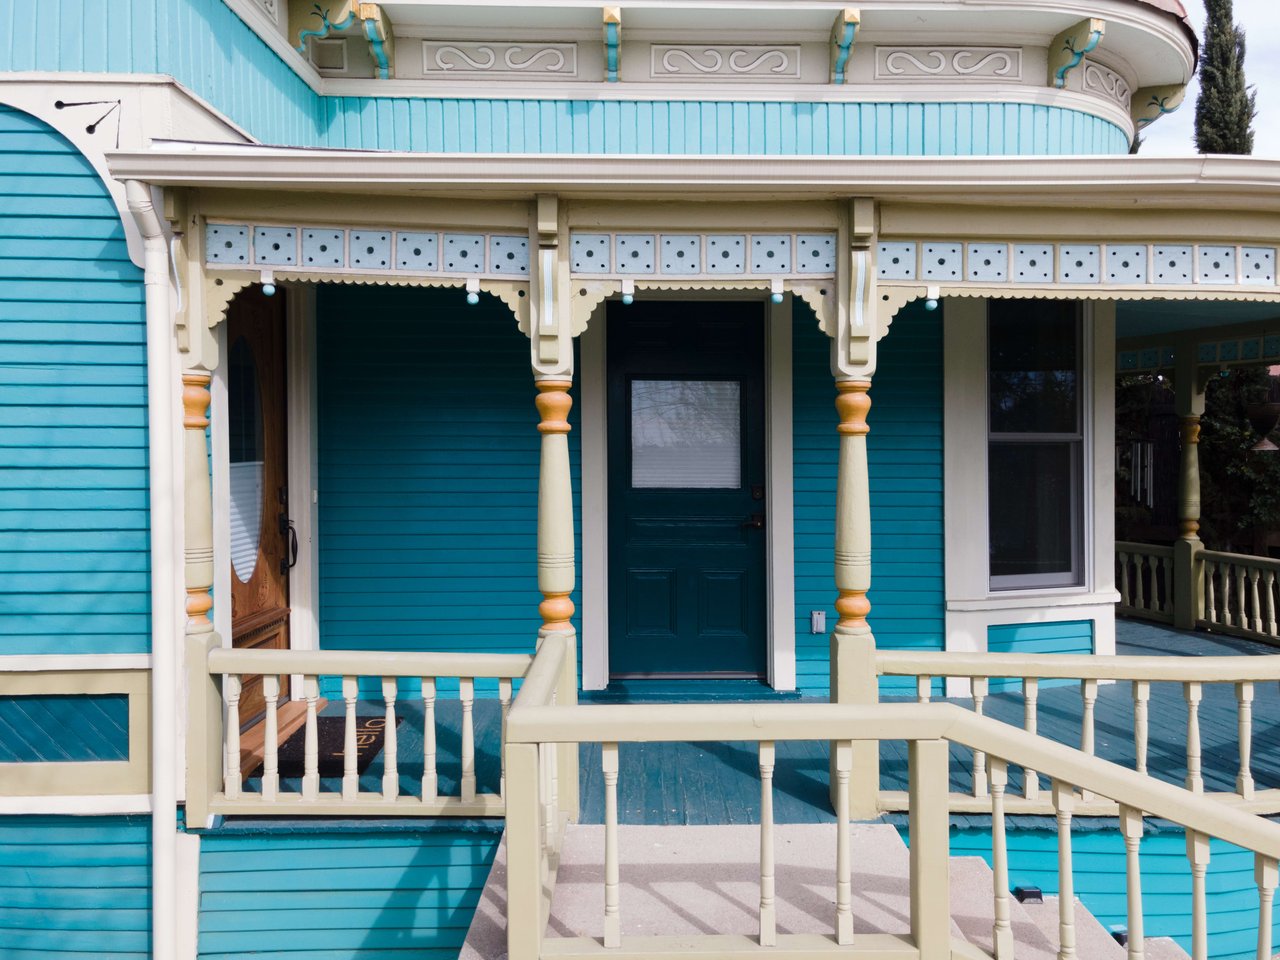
[810,610,826,634]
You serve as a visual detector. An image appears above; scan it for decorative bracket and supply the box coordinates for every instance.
[831,198,878,380]
[297,2,394,79]
[1048,18,1104,89]
[603,7,622,83]
[1131,83,1186,129]
[532,194,572,379]
[830,9,860,85]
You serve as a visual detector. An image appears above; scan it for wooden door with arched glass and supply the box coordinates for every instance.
[227,288,291,725]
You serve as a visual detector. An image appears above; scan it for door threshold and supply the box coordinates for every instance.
[582,679,801,704]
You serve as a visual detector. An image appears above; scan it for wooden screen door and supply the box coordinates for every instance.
[227,288,291,721]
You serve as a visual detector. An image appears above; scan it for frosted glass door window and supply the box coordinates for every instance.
[631,379,741,488]
[228,336,264,583]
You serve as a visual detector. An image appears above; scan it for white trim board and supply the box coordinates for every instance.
[579,294,796,690]
[0,794,152,815]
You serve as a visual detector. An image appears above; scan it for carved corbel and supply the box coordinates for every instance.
[295,1,394,78]
[603,7,622,83]
[792,279,837,333]
[1048,18,1104,89]
[831,198,878,380]
[531,194,573,379]
[875,285,932,341]
[1131,83,1186,129]
[830,9,860,85]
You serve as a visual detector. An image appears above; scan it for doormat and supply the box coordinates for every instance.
[247,714,402,781]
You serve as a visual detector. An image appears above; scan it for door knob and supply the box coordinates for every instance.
[741,513,765,530]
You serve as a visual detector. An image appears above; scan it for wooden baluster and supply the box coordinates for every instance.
[917,675,932,703]
[381,678,399,801]
[989,759,1013,960]
[549,689,559,845]
[1187,831,1209,960]
[1238,681,1256,799]
[262,675,280,801]
[1237,565,1249,629]
[1119,552,1132,608]
[1023,678,1040,800]
[1162,556,1174,615]
[539,742,552,865]
[1206,562,1218,624]
[1134,557,1147,612]
[460,677,476,802]
[499,677,513,798]
[421,678,437,801]
[971,678,989,799]
[1257,855,1278,960]
[302,676,320,800]
[759,741,777,947]
[1120,805,1146,960]
[603,742,621,949]
[224,675,242,799]
[342,675,359,801]
[1185,681,1204,793]
[1054,782,1077,960]
[835,740,854,945]
[1133,680,1151,777]
[1265,571,1278,637]
[1251,568,1264,633]
[1079,679,1098,802]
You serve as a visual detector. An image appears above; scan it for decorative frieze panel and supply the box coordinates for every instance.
[205,222,530,278]
[422,41,578,77]
[874,47,1021,81]
[650,45,801,80]
[1082,59,1131,108]
[568,232,836,279]
[876,241,1280,290]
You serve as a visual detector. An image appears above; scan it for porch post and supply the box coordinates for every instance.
[535,379,576,634]
[1173,341,1207,631]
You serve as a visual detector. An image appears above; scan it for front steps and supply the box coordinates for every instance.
[462,823,1190,959]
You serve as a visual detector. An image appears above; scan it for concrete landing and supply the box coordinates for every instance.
[461,823,1157,959]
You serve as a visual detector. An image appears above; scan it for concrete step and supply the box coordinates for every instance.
[1145,936,1193,960]
[1021,895,1126,960]
[947,855,1058,960]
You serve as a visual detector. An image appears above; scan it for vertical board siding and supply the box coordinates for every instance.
[198,828,500,960]
[316,285,580,668]
[792,301,945,697]
[0,104,150,654]
[987,620,1095,691]
[0,2,1128,155]
[950,825,1279,960]
[0,815,150,958]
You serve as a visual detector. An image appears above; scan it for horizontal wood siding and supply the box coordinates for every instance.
[0,104,150,654]
[792,301,944,697]
[987,620,1095,691]
[952,824,1278,960]
[198,828,500,960]
[0,815,150,958]
[316,285,580,668]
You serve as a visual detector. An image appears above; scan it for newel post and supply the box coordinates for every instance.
[1173,343,1207,630]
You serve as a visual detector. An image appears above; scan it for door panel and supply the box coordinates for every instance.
[227,287,291,720]
[607,302,767,678]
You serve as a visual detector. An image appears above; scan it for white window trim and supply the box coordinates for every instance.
[579,294,795,691]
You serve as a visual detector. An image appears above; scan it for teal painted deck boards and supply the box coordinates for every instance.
[0,105,149,655]
[0,815,150,958]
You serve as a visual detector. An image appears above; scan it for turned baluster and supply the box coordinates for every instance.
[917,675,932,703]
[1236,565,1249,629]
[1185,681,1204,793]
[460,677,476,802]
[342,676,359,801]
[1238,681,1256,799]
[302,675,319,800]
[1120,805,1146,960]
[759,741,776,947]
[499,677,513,798]
[835,740,854,945]
[1119,552,1132,608]
[1133,680,1150,777]
[1257,854,1278,960]
[1206,561,1218,624]
[381,677,399,801]
[262,675,280,801]
[1250,568,1264,633]
[989,759,1013,960]
[224,675,243,799]
[1023,677,1040,800]
[603,742,621,949]
[1134,557,1147,611]
[1265,570,1278,637]
[1187,830,1209,960]
[1054,782,1077,960]
[421,678,437,801]
[1079,679,1098,801]
[972,677,988,799]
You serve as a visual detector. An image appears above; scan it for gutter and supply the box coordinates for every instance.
[125,179,179,960]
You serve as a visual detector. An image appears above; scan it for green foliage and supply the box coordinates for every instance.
[1199,367,1280,551]
[1195,0,1257,155]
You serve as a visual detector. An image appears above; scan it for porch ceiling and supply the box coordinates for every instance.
[1117,300,1280,340]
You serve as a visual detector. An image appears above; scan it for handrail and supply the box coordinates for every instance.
[1117,539,1173,558]
[206,646,533,679]
[513,630,572,709]
[1203,548,1280,569]
[875,649,1280,681]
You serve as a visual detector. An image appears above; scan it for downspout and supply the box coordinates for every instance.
[126,179,178,960]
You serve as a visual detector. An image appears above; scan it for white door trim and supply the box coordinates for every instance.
[578,295,795,691]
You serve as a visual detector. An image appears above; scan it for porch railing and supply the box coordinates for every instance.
[1201,549,1280,643]
[185,633,577,826]
[505,634,1280,960]
[1116,540,1174,623]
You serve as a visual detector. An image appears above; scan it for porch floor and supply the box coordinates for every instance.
[240,621,1280,822]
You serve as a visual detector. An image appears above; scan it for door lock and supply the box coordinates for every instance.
[741,513,765,530]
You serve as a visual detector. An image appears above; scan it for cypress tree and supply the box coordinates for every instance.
[1195,0,1257,155]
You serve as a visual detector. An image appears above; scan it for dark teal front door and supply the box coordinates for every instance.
[607,301,767,678]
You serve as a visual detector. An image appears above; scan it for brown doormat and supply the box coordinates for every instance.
[246,714,402,781]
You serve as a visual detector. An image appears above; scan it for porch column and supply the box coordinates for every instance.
[183,372,216,638]
[1173,342,1207,631]
[535,379,576,635]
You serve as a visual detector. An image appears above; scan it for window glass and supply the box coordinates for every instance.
[228,336,264,583]
[989,300,1079,434]
[989,442,1077,580]
[631,379,741,489]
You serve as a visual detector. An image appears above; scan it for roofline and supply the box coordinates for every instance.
[109,150,1280,209]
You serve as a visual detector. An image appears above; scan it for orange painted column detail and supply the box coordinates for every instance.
[536,380,576,631]
[183,371,215,633]
[834,380,872,629]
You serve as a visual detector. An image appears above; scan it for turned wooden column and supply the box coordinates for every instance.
[1173,344,1206,630]
[182,371,215,635]
[830,378,879,817]
[535,380,575,634]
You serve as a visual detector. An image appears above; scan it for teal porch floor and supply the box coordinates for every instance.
[240,620,1280,823]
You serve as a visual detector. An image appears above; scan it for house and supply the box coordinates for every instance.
[7,1,1280,958]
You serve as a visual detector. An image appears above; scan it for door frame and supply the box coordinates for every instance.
[580,293,796,691]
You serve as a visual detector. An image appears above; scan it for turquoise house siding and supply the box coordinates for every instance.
[987,620,1095,691]
[793,301,945,697]
[198,826,500,960]
[950,824,1278,960]
[0,815,150,958]
[316,285,581,681]
[0,2,1128,155]
[0,104,150,655]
